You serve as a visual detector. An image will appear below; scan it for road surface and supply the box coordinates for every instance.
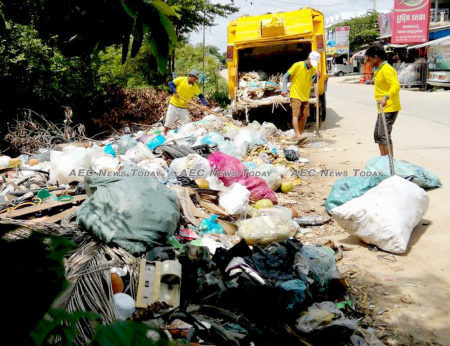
[300,77,450,344]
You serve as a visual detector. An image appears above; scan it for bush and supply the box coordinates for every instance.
[0,20,102,125]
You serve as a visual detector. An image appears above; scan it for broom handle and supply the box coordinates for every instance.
[177,95,222,117]
[379,105,395,176]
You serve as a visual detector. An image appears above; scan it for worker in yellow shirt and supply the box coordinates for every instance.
[164,70,209,135]
[365,45,401,156]
[282,51,321,143]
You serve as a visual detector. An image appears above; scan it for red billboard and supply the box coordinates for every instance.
[392,0,431,44]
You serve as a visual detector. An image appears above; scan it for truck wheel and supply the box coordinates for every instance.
[337,71,344,77]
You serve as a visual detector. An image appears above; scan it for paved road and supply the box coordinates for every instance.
[313,77,450,343]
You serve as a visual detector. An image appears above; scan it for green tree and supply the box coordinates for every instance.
[0,0,178,72]
[331,12,380,52]
[167,0,238,39]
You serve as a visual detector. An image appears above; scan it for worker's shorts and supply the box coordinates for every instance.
[164,104,189,128]
[374,111,398,146]
[290,98,309,118]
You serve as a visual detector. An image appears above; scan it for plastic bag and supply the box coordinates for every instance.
[296,245,339,286]
[208,152,277,204]
[170,154,211,179]
[123,142,155,163]
[104,144,116,158]
[364,156,441,188]
[137,158,168,180]
[116,135,137,155]
[219,183,250,215]
[77,166,180,254]
[331,176,429,254]
[254,205,293,219]
[147,135,166,151]
[91,156,119,172]
[255,164,282,191]
[200,132,236,156]
[261,122,278,137]
[324,175,389,212]
[49,146,103,184]
[238,214,296,245]
[296,301,357,335]
[222,123,239,140]
[233,128,266,151]
[198,215,225,234]
[0,155,11,168]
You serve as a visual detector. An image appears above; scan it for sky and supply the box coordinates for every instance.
[189,0,395,52]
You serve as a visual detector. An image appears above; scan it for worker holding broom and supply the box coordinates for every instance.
[282,51,321,144]
[164,70,210,135]
[365,45,401,157]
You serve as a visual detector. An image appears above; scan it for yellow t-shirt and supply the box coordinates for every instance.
[374,62,401,113]
[288,61,316,101]
[169,77,201,109]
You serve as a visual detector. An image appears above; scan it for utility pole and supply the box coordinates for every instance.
[434,0,439,23]
[202,11,206,94]
[373,0,376,12]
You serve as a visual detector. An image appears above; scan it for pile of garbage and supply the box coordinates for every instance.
[235,71,289,113]
[1,111,370,344]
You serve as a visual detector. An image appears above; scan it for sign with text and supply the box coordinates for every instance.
[392,0,431,44]
[335,26,350,55]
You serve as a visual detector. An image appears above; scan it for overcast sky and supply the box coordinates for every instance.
[189,0,394,52]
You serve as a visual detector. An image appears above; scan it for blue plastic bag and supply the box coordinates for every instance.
[364,156,441,188]
[104,143,116,158]
[147,135,166,151]
[198,215,225,235]
[325,175,389,212]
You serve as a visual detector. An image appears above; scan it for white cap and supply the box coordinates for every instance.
[308,51,321,67]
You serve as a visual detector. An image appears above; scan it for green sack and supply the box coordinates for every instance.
[77,167,180,254]
[325,175,389,213]
[364,156,441,188]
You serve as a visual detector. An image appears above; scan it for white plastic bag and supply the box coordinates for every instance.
[206,175,227,191]
[0,155,11,168]
[261,122,278,136]
[255,164,282,191]
[233,129,266,151]
[331,176,429,254]
[238,214,297,245]
[219,183,250,215]
[91,156,119,172]
[137,158,168,179]
[49,146,102,184]
[170,154,211,179]
[122,142,155,163]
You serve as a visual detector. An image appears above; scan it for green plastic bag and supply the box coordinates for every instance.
[325,175,389,212]
[77,166,180,254]
[364,156,441,188]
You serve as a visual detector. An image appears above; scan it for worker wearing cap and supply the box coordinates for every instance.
[365,44,401,156]
[282,51,321,143]
[164,70,209,135]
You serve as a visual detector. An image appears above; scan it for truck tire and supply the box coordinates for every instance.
[337,71,344,77]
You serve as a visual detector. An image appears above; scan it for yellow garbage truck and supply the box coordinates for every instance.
[227,7,327,121]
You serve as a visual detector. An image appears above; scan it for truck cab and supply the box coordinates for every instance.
[227,8,327,121]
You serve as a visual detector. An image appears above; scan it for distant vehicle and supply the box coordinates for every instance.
[427,38,450,88]
[427,71,450,87]
[330,63,354,76]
